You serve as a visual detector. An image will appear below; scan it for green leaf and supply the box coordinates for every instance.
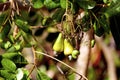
[0,0,7,3]
[0,41,12,49]
[93,15,109,37]
[15,19,32,34]
[60,0,66,9]
[6,41,23,52]
[4,41,11,48]
[105,1,120,17]
[21,68,30,80]
[14,44,21,51]
[0,24,11,43]
[67,73,75,80]
[77,0,96,10]
[32,0,44,9]
[88,67,96,80]
[112,0,118,3]
[42,17,49,26]
[8,35,15,43]
[1,59,17,71]
[0,11,8,25]
[12,53,28,68]
[99,15,110,34]
[103,0,111,4]
[0,70,16,79]
[6,46,17,52]
[93,21,104,37]
[16,68,30,80]
[21,31,37,47]
[2,52,18,59]
[44,0,60,9]
[14,30,22,40]
[37,69,51,80]
[52,8,65,22]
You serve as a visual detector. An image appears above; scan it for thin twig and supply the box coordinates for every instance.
[32,46,37,66]
[27,65,35,78]
[35,51,88,80]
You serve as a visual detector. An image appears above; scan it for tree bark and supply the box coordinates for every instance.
[75,29,93,80]
[95,36,117,80]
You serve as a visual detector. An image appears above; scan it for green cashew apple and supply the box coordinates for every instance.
[64,39,73,55]
[53,33,64,52]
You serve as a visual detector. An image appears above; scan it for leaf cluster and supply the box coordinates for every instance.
[0,0,120,79]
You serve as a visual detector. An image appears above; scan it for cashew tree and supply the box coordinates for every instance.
[0,0,120,80]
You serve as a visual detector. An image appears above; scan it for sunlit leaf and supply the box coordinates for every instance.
[32,0,44,9]
[15,19,32,34]
[1,59,17,71]
[0,70,16,79]
[8,35,15,43]
[1,41,12,49]
[6,46,17,52]
[14,44,21,51]
[6,42,23,52]
[2,52,18,59]
[44,0,60,9]
[60,0,66,9]
[21,68,30,80]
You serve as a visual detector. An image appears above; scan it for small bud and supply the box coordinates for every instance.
[71,50,79,59]
[68,55,73,61]
[91,39,95,47]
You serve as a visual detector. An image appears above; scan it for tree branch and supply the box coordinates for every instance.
[0,2,10,11]
[0,1,38,12]
[95,36,117,80]
[75,29,93,80]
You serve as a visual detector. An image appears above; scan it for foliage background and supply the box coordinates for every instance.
[0,0,120,80]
